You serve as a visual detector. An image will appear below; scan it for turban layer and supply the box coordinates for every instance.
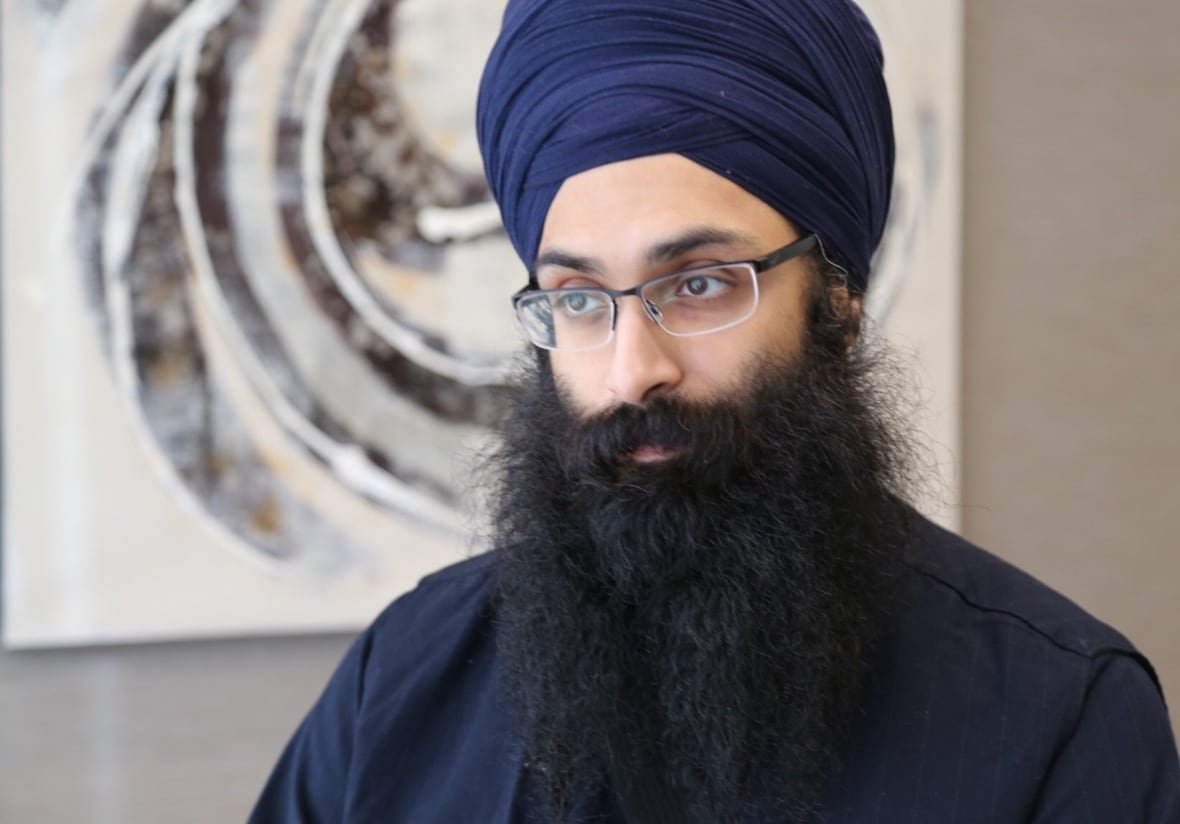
[476,0,895,293]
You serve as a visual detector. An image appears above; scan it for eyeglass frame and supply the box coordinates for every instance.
[510,233,828,352]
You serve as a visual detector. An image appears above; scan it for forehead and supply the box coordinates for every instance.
[538,153,796,264]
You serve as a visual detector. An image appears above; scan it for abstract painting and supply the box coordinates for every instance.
[2,0,961,646]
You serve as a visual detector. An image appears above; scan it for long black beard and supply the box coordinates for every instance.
[487,321,917,823]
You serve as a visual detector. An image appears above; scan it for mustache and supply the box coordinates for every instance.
[555,393,761,483]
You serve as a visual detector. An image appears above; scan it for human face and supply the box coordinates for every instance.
[535,153,814,420]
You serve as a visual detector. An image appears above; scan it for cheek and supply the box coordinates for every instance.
[549,351,610,413]
[684,311,806,380]
[744,283,811,355]
[673,345,746,389]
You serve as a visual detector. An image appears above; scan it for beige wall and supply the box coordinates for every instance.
[0,2,1177,821]
[961,0,1180,730]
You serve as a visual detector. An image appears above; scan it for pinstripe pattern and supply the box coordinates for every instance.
[251,514,1180,823]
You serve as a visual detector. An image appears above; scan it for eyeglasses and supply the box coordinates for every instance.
[511,233,819,352]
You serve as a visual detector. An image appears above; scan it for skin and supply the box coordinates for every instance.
[535,153,818,436]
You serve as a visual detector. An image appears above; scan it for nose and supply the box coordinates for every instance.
[605,298,684,405]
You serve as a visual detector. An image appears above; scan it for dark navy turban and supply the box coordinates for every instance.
[477,0,894,293]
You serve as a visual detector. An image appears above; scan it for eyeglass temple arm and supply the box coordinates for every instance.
[754,233,819,272]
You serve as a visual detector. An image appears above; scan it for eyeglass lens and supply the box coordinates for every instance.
[515,264,758,351]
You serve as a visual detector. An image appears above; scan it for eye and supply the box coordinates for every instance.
[554,290,607,317]
[675,271,733,299]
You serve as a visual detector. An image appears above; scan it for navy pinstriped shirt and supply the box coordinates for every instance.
[252,515,1180,822]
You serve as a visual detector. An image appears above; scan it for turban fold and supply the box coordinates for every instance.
[476,0,894,293]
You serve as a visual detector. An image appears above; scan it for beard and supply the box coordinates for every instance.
[486,302,918,823]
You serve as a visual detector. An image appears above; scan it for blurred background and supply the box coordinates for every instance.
[1,0,1178,821]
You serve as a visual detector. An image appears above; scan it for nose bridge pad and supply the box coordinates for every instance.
[641,295,663,324]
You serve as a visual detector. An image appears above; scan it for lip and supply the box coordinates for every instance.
[629,443,680,464]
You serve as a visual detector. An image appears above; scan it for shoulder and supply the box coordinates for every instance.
[376,549,498,623]
[358,551,500,672]
[835,515,1179,820]
[830,513,1178,820]
[899,512,1159,686]
[248,552,511,822]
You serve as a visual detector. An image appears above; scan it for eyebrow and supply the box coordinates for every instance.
[531,226,761,280]
[645,227,760,265]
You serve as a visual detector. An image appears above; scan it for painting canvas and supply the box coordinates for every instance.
[1,0,961,647]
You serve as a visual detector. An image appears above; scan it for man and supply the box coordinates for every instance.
[251,0,1180,821]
